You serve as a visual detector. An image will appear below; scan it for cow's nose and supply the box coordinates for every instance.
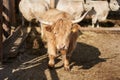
[60,45,66,50]
[58,44,66,50]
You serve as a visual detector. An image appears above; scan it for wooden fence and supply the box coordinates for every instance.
[0,0,17,63]
[2,0,16,38]
[0,0,3,63]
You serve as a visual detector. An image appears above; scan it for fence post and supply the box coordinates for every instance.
[2,0,11,38]
[0,0,3,63]
[9,0,16,26]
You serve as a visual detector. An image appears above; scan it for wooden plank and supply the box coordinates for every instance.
[2,0,11,37]
[2,0,16,38]
[9,0,16,25]
[0,0,3,63]
[79,27,120,34]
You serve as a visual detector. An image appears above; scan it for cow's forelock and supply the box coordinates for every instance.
[52,19,73,50]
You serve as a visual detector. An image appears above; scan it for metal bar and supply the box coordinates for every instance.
[0,0,3,63]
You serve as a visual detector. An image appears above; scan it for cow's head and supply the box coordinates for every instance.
[109,0,120,11]
[39,9,92,50]
[44,19,80,50]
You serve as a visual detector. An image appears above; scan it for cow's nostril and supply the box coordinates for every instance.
[57,44,63,50]
[60,45,65,50]
[58,44,66,50]
[63,45,65,49]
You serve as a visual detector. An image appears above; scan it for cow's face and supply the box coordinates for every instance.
[84,2,92,11]
[45,19,79,50]
[109,0,120,11]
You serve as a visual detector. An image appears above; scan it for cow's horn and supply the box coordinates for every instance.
[72,7,93,23]
[38,18,53,25]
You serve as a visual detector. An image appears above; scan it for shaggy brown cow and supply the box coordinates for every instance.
[39,9,92,71]
[45,19,79,71]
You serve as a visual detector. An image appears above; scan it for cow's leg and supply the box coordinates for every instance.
[29,22,32,27]
[61,50,70,71]
[92,15,98,28]
[96,20,99,28]
[48,54,55,68]
[47,42,56,68]
[41,25,44,38]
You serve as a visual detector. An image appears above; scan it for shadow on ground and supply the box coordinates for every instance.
[71,42,106,69]
[0,26,60,80]
[79,19,115,27]
[0,47,60,80]
[0,41,106,80]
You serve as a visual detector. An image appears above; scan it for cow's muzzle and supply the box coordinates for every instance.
[57,44,68,51]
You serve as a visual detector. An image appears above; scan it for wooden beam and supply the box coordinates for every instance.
[0,0,3,63]
[2,0,11,37]
[9,0,16,26]
[79,27,120,33]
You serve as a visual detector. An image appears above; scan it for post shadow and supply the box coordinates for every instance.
[48,68,60,80]
[71,42,106,69]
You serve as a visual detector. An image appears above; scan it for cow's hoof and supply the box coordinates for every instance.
[64,67,70,71]
[48,64,54,70]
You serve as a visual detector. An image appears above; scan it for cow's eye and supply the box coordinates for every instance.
[54,32,57,34]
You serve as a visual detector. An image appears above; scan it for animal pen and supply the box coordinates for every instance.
[0,0,120,80]
[0,0,13,62]
[0,0,30,62]
[0,0,120,62]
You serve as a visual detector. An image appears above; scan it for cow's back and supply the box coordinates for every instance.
[41,9,74,22]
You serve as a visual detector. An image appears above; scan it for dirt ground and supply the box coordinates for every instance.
[0,29,120,80]
[0,10,120,80]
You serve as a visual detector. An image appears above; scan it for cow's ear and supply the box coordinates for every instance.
[72,24,80,32]
[45,25,52,32]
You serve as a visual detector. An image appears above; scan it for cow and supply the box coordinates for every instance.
[56,0,119,28]
[38,8,93,71]
[19,0,50,26]
[84,0,120,27]
[56,0,85,19]
[45,0,58,8]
